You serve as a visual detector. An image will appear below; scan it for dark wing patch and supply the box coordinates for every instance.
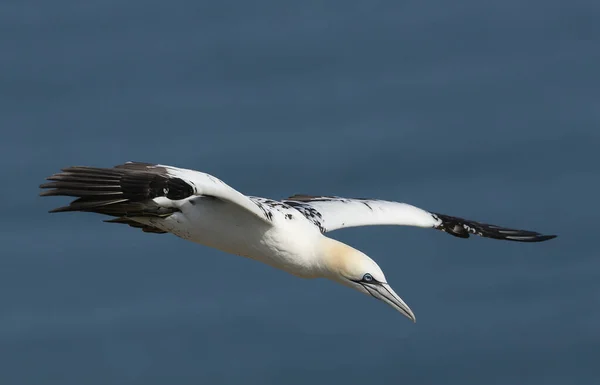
[39,162,195,217]
[432,212,557,242]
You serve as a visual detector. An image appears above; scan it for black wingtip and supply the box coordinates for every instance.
[507,234,557,243]
[442,221,471,239]
[48,207,70,213]
[433,212,557,243]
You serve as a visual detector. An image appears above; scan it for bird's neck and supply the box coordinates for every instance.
[315,237,360,279]
[248,236,359,280]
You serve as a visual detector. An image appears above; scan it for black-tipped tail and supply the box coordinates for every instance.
[432,213,557,243]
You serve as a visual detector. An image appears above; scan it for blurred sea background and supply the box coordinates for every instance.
[1,1,599,384]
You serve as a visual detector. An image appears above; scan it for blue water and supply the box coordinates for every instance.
[1,1,599,384]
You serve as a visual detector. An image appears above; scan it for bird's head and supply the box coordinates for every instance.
[319,238,416,322]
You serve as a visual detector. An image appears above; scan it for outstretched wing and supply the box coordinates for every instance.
[283,195,556,242]
[40,161,275,226]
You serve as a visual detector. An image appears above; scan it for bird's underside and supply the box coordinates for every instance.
[39,162,557,243]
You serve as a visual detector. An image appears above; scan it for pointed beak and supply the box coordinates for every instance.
[364,282,416,322]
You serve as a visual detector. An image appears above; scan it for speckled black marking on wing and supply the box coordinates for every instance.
[284,200,326,232]
[432,212,557,242]
[284,195,386,232]
[248,197,299,223]
[287,194,371,203]
[39,162,194,218]
[286,195,375,209]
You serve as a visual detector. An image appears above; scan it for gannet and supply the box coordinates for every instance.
[39,162,557,322]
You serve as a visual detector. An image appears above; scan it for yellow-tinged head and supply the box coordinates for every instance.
[318,237,416,322]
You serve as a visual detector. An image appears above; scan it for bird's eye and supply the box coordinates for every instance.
[362,273,373,282]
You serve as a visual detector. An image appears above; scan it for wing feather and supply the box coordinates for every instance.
[40,162,274,226]
[283,195,556,242]
[156,163,274,225]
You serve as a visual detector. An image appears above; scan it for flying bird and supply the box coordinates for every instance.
[39,162,557,322]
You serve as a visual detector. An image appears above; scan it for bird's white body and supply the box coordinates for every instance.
[40,161,556,322]
[143,196,325,278]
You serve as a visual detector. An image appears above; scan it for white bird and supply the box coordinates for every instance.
[39,161,556,322]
